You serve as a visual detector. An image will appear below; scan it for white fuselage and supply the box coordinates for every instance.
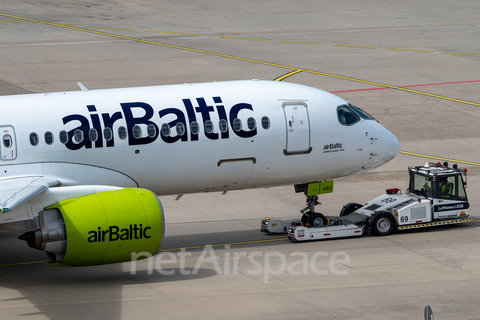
[0,80,399,195]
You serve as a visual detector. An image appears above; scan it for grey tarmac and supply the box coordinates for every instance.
[0,1,480,319]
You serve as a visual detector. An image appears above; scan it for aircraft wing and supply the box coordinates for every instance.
[0,176,61,212]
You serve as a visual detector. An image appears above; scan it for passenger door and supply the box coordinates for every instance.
[283,102,311,155]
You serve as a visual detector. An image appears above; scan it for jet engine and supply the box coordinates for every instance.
[19,187,165,266]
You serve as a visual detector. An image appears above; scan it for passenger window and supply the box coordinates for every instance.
[205,120,214,134]
[133,125,142,139]
[45,132,54,145]
[161,123,170,137]
[233,118,242,131]
[337,105,360,125]
[74,129,83,143]
[247,117,256,130]
[219,119,228,133]
[89,128,98,142]
[104,127,113,141]
[59,130,68,144]
[176,123,185,136]
[118,126,127,140]
[190,121,199,135]
[261,116,270,130]
[30,133,39,146]
[147,124,156,138]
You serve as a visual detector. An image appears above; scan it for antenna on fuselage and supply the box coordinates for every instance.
[77,82,89,91]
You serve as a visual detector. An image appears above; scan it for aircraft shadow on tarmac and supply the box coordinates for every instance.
[0,230,219,320]
[3,219,479,265]
[1,221,476,319]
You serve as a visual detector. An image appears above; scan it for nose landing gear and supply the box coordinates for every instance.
[297,186,330,227]
[295,180,333,228]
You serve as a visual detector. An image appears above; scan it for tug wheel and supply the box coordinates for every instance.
[340,202,363,217]
[372,213,395,236]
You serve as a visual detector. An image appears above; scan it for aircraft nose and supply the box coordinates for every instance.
[392,134,400,156]
[381,129,400,163]
[362,122,400,171]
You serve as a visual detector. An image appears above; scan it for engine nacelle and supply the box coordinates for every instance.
[19,187,165,266]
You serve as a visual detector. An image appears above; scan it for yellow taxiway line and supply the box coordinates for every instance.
[2,13,480,108]
[400,151,480,166]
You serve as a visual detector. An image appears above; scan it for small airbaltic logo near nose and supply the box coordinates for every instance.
[323,142,344,153]
[87,224,152,243]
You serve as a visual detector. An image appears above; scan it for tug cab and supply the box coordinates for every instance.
[408,162,469,220]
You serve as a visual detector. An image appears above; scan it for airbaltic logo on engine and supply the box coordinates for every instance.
[323,142,344,153]
[88,224,151,243]
[62,97,257,150]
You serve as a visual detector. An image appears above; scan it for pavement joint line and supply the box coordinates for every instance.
[84,26,138,31]
[146,30,203,36]
[388,48,433,53]
[399,151,480,166]
[335,44,379,49]
[213,36,270,41]
[2,13,480,108]
[278,40,324,45]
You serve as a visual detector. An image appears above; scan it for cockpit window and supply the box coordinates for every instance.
[349,104,374,120]
[337,105,360,125]
[337,103,375,125]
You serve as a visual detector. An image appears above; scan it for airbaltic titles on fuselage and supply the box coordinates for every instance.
[61,97,260,150]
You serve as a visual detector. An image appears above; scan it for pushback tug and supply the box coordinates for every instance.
[261,162,472,241]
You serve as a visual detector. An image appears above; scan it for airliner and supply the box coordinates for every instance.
[0,80,399,266]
